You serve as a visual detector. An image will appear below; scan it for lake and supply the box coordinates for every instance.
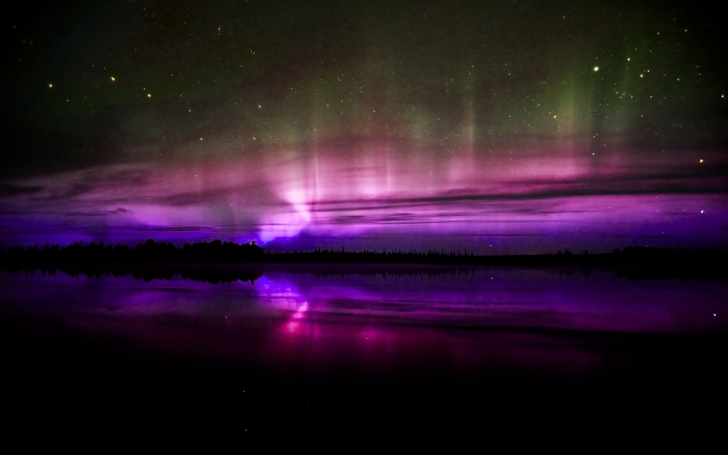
[1,265,726,439]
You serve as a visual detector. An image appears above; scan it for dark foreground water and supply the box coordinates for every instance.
[1,265,726,440]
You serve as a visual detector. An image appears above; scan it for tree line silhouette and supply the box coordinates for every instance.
[1,240,725,281]
[3,262,263,284]
[0,239,264,263]
[0,239,725,269]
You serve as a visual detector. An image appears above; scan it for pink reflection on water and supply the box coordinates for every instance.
[267,317,602,377]
[1,268,726,378]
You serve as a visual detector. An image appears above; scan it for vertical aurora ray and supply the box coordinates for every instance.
[1,139,725,252]
[0,0,725,252]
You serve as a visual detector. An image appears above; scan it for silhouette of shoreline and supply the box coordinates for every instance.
[1,239,726,282]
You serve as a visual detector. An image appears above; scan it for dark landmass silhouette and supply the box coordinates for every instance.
[1,239,726,282]
[2,261,263,284]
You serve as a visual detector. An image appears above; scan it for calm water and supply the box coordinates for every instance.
[1,266,726,437]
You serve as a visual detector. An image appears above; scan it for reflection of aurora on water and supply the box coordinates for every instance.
[261,269,727,336]
[1,267,725,378]
[255,276,309,334]
[4,263,726,335]
[1,263,726,439]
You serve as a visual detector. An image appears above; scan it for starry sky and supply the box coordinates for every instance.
[1,0,727,253]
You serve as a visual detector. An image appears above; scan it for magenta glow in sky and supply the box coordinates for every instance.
[1,1,727,252]
[1,139,726,252]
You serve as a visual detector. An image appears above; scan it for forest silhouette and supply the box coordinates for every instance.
[1,239,726,282]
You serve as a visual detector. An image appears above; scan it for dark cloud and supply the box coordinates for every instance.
[138,226,207,232]
[155,184,273,207]
[65,207,130,217]
[308,181,726,216]
[0,182,44,197]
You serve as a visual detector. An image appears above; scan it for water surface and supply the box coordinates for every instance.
[1,266,725,437]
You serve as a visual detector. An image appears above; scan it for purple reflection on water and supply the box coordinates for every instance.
[1,267,725,379]
[267,268,725,333]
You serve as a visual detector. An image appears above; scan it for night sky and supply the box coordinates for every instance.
[2,0,727,253]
